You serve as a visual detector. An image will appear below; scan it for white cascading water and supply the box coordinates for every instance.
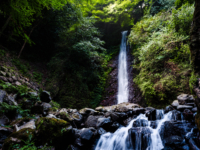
[117,31,129,104]
[95,110,172,150]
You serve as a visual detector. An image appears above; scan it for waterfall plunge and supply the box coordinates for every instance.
[118,31,129,104]
[95,111,172,150]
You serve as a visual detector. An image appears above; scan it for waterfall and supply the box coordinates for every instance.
[118,31,129,104]
[95,111,172,150]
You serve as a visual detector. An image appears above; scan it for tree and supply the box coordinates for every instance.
[0,0,68,57]
[190,0,200,73]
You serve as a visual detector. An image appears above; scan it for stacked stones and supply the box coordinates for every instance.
[171,94,197,112]
[0,66,40,91]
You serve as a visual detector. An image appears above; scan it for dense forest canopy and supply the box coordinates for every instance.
[0,0,197,109]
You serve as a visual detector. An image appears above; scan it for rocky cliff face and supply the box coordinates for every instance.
[101,45,145,106]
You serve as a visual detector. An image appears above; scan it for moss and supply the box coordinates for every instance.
[3,128,35,150]
[35,117,72,145]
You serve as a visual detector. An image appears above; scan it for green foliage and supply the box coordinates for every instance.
[0,49,5,56]
[0,81,29,96]
[128,4,194,107]
[33,72,43,83]
[46,8,109,109]
[175,0,195,8]
[0,102,30,117]
[12,58,28,75]
[0,0,69,42]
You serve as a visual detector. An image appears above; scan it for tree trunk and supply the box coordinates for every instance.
[0,14,12,38]
[190,0,200,73]
[18,21,40,58]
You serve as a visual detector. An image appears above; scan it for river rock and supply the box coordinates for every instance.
[192,107,197,112]
[97,127,106,135]
[70,112,83,124]
[183,109,193,121]
[171,110,181,121]
[85,115,103,128]
[79,108,95,115]
[95,103,140,112]
[171,100,179,107]
[80,128,94,142]
[96,117,112,130]
[110,112,120,122]
[145,108,156,120]
[177,94,189,102]
[162,121,194,140]
[188,138,200,150]
[132,119,148,127]
[177,105,193,111]
[164,106,174,113]
[132,108,145,115]
[110,122,122,132]
[40,90,51,103]
[0,90,6,103]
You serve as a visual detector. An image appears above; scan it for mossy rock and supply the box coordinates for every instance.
[2,128,35,150]
[35,117,74,148]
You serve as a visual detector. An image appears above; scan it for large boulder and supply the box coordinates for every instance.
[57,109,83,125]
[35,117,74,149]
[80,128,94,142]
[40,90,51,103]
[2,128,35,150]
[145,107,156,120]
[85,115,103,128]
[31,101,52,115]
[96,117,112,130]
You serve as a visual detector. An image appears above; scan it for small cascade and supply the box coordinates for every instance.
[95,111,172,150]
[118,31,129,104]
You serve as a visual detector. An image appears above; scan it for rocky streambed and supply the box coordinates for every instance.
[0,87,200,150]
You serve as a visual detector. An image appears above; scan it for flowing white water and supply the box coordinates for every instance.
[95,111,172,150]
[117,31,129,104]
